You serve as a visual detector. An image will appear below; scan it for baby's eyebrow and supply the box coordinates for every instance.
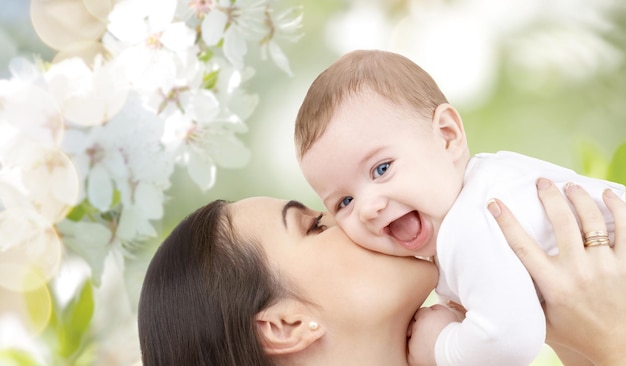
[282,200,306,228]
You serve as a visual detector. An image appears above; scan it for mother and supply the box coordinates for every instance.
[138,184,626,365]
[138,196,437,365]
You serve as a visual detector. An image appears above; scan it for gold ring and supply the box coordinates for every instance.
[583,230,609,239]
[583,230,610,247]
[584,238,611,247]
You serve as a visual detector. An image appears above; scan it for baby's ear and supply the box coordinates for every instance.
[255,299,325,355]
[432,103,467,160]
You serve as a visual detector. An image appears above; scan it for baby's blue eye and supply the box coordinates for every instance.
[338,196,353,209]
[373,162,390,178]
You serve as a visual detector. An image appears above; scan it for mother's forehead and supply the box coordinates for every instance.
[232,196,289,209]
[230,197,296,223]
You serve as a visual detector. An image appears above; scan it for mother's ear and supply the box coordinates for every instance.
[431,103,468,162]
[255,299,325,355]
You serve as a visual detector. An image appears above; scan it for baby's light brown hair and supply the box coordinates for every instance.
[294,49,449,160]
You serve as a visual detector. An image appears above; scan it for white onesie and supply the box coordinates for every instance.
[434,151,624,365]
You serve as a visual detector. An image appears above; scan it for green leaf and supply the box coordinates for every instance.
[111,189,121,208]
[202,70,220,90]
[23,275,52,335]
[66,280,94,336]
[65,199,101,222]
[56,323,73,359]
[65,204,86,221]
[73,341,98,366]
[57,280,94,358]
[198,49,214,62]
[38,294,61,354]
[0,348,41,366]
[607,142,626,185]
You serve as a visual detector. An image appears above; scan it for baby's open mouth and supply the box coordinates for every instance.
[386,211,421,243]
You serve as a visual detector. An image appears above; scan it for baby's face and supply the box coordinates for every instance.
[299,90,464,257]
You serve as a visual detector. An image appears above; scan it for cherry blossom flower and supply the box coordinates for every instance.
[0,3,302,354]
[0,60,64,148]
[259,5,304,76]
[105,0,196,92]
[45,56,130,126]
[199,0,302,73]
[0,174,63,290]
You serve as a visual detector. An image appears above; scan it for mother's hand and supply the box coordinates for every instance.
[488,178,626,366]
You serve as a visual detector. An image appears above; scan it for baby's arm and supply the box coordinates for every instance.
[433,202,546,365]
[434,152,623,365]
[407,304,461,366]
[490,180,626,366]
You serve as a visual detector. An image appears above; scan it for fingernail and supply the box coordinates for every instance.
[604,188,618,199]
[487,199,501,217]
[536,178,551,190]
[564,182,579,193]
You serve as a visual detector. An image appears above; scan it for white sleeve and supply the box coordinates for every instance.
[432,151,625,366]
[434,210,545,366]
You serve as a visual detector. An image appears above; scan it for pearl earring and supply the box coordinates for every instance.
[308,321,319,331]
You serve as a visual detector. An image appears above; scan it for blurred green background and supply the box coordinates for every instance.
[1,0,625,364]
[162,0,626,225]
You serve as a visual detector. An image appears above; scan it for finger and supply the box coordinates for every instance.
[536,179,583,257]
[604,188,626,256]
[488,198,552,277]
[564,183,610,251]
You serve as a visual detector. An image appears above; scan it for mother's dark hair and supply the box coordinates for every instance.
[138,200,284,366]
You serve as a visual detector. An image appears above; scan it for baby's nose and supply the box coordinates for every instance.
[359,196,387,221]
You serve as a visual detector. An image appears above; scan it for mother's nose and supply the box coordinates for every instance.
[358,195,388,221]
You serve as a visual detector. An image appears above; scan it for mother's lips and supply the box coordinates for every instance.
[386,211,421,242]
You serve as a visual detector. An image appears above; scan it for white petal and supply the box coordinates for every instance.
[115,178,133,207]
[118,206,158,240]
[22,148,79,222]
[134,182,163,220]
[187,152,216,191]
[2,85,63,147]
[49,152,81,207]
[0,174,28,213]
[62,129,91,154]
[228,89,258,121]
[0,210,62,291]
[107,1,149,44]
[116,207,139,241]
[119,47,177,92]
[190,89,220,123]
[274,6,304,34]
[102,149,128,178]
[209,134,250,168]
[161,22,196,51]
[268,40,293,76]
[175,48,204,88]
[45,58,92,101]
[87,165,113,211]
[63,61,130,126]
[8,57,40,83]
[137,219,157,237]
[223,26,247,68]
[161,110,191,146]
[147,0,177,33]
[0,208,44,252]
[201,10,228,46]
[57,220,111,286]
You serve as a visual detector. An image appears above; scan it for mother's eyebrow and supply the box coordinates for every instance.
[282,200,306,228]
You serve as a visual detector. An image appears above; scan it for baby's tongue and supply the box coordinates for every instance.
[389,211,420,242]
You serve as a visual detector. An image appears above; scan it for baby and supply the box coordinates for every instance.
[295,50,624,365]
